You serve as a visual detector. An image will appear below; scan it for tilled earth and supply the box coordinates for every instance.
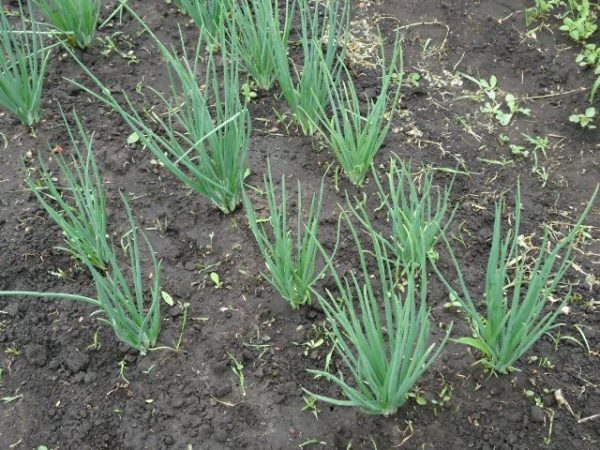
[0,1,599,449]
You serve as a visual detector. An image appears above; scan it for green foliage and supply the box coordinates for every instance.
[348,158,455,271]
[434,185,599,374]
[575,43,600,67]
[68,7,250,214]
[569,106,596,128]
[0,1,50,125]
[306,209,450,416]
[525,0,560,25]
[274,0,350,135]
[462,74,529,126]
[591,66,600,102]
[226,0,295,90]
[559,0,597,42]
[33,0,100,49]
[243,162,325,309]
[315,34,402,185]
[0,193,163,355]
[175,0,228,49]
[25,109,109,271]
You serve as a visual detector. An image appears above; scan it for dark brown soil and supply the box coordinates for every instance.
[1,1,599,449]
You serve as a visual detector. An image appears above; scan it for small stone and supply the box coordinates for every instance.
[25,344,47,367]
[184,261,197,271]
[65,351,90,373]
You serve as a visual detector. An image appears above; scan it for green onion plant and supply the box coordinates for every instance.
[33,0,100,49]
[434,184,599,374]
[243,161,325,309]
[175,0,228,49]
[0,1,50,126]
[0,193,162,355]
[306,210,450,415]
[25,109,109,271]
[226,0,295,90]
[67,7,250,214]
[349,157,455,272]
[315,35,403,185]
[274,0,350,135]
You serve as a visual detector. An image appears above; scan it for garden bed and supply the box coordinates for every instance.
[0,0,599,449]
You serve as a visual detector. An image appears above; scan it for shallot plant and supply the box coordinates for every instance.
[175,0,228,49]
[274,0,350,135]
[67,6,250,214]
[315,34,403,185]
[434,184,599,374]
[306,209,450,415]
[0,1,50,125]
[243,162,325,309]
[0,193,162,355]
[349,157,455,272]
[33,0,100,49]
[25,109,109,271]
[226,0,295,90]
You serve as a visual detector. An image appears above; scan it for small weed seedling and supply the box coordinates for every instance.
[243,162,326,309]
[526,0,560,25]
[570,107,596,129]
[460,74,498,102]
[302,395,321,419]
[559,0,597,42]
[523,134,551,186]
[576,43,600,67]
[210,272,224,289]
[462,74,530,126]
[228,353,246,397]
[0,1,50,126]
[33,0,100,49]
[434,184,599,374]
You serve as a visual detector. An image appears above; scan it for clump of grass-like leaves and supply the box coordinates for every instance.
[315,34,403,185]
[226,0,295,90]
[274,0,349,135]
[175,0,228,49]
[25,109,109,270]
[0,193,162,355]
[349,157,455,271]
[434,184,599,374]
[33,0,100,49]
[243,162,325,309]
[68,7,250,214]
[0,1,50,126]
[306,210,450,416]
